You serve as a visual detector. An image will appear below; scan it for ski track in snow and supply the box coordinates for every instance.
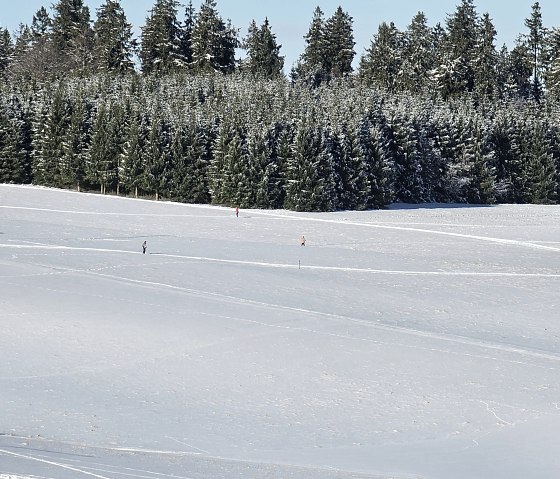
[250,210,560,253]
[1,243,560,279]
[80,270,560,366]
[2,202,560,253]
[2,254,558,370]
[0,448,113,479]
[0,438,399,479]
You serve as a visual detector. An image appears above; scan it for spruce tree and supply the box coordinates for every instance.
[462,121,496,204]
[323,7,355,77]
[41,86,71,187]
[0,28,14,79]
[359,22,403,91]
[59,95,91,190]
[51,0,94,74]
[474,13,499,98]
[285,120,336,211]
[524,2,547,102]
[168,120,211,204]
[87,102,124,194]
[385,112,428,203]
[358,115,391,209]
[262,126,285,209]
[141,0,185,74]
[210,115,249,207]
[142,113,172,200]
[505,43,533,99]
[180,1,196,66]
[0,99,32,183]
[242,18,284,78]
[544,27,560,100]
[524,121,557,203]
[32,7,53,38]
[191,0,238,74]
[93,0,137,73]
[120,112,147,198]
[11,24,34,77]
[401,12,435,92]
[292,6,327,84]
[488,112,517,202]
[431,0,479,98]
[248,125,283,209]
[341,123,370,209]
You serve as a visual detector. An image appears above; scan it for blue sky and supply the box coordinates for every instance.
[2,0,560,69]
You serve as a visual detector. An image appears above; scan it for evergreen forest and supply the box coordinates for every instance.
[1,0,560,210]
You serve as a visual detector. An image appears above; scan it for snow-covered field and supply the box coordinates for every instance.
[1,184,560,479]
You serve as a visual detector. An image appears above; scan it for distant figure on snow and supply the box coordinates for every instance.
[235,206,239,217]
[300,235,306,246]
[142,241,147,254]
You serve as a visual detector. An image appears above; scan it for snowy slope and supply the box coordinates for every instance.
[1,184,560,479]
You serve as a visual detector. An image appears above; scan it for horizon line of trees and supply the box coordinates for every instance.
[0,0,559,210]
[1,1,560,101]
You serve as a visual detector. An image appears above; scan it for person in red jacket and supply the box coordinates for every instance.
[235,206,239,217]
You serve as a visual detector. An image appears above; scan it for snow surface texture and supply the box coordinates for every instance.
[1,184,560,479]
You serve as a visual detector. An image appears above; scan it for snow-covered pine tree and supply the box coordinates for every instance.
[431,0,479,99]
[431,111,463,202]
[358,114,391,209]
[385,111,428,203]
[359,22,403,92]
[247,125,280,209]
[474,13,499,99]
[242,18,284,78]
[10,24,34,77]
[140,0,185,74]
[93,0,137,74]
[323,7,355,78]
[292,6,327,84]
[87,101,125,194]
[180,0,196,67]
[544,27,560,100]
[120,111,146,198]
[462,120,496,204]
[503,43,533,100]
[51,0,94,74]
[285,119,336,211]
[0,98,31,183]
[401,12,435,93]
[58,92,91,190]
[142,111,172,200]
[487,110,516,202]
[190,0,238,74]
[223,122,250,207]
[523,1,547,102]
[168,120,209,203]
[0,28,14,79]
[12,7,55,79]
[40,85,71,187]
[330,122,369,210]
[523,119,557,203]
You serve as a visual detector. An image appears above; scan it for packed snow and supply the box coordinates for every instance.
[1,184,560,479]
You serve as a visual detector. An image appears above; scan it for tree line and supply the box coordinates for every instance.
[0,0,559,209]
